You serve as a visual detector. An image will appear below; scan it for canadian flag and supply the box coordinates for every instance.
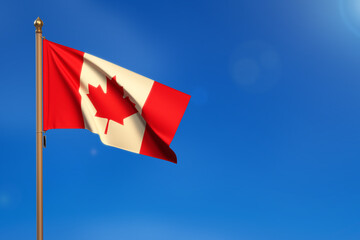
[43,39,190,163]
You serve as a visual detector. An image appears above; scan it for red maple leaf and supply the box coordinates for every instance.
[87,76,138,134]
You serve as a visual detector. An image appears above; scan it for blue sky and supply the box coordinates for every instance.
[1,0,360,239]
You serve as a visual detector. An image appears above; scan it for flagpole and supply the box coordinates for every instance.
[34,17,44,240]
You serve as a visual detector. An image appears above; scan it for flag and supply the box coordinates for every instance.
[43,39,190,163]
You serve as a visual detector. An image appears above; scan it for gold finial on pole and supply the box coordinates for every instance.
[34,17,44,240]
[34,17,43,33]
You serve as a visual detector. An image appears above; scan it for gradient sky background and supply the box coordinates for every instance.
[1,0,360,239]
